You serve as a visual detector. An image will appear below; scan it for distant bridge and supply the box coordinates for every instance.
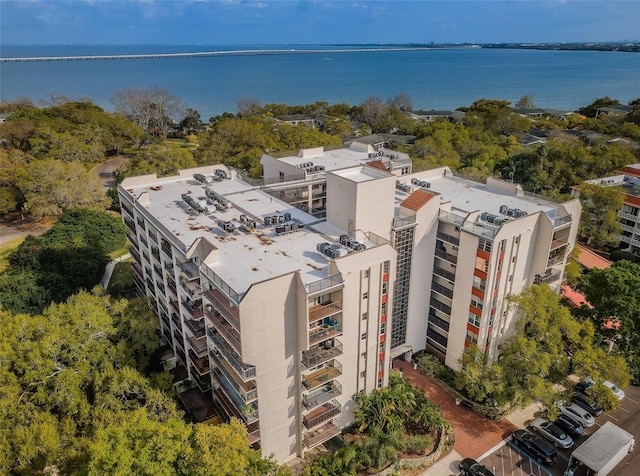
[0,47,444,63]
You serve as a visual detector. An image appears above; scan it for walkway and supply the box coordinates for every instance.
[100,253,131,288]
[392,360,541,476]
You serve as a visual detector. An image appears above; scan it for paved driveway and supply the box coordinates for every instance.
[394,360,519,460]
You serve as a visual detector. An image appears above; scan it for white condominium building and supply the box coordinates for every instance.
[119,144,580,463]
[573,164,640,256]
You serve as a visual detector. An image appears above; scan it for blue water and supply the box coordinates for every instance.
[1,45,639,119]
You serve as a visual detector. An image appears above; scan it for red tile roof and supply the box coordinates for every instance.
[365,160,389,172]
[575,244,611,270]
[400,190,434,211]
[561,284,592,308]
[624,194,640,208]
[618,165,640,177]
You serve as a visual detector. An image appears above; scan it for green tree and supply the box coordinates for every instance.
[577,96,621,118]
[127,143,196,177]
[576,183,625,248]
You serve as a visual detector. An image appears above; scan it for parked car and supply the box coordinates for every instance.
[553,414,584,438]
[459,457,496,476]
[511,429,559,465]
[530,417,574,449]
[571,393,604,417]
[574,381,593,394]
[560,404,595,427]
[604,380,625,400]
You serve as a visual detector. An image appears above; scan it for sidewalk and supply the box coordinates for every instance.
[392,361,541,476]
[100,253,131,288]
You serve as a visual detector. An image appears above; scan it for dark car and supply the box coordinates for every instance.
[574,381,593,394]
[459,457,496,476]
[512,429,558,465]
[571,393,604,417]
[554,414,584,438]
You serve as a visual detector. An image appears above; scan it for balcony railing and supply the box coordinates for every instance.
[435,248,458,264]
[190,366,212,391]
[553,215,573,227]
[178,260,200,281]
[463,222,497,238]
[392,215,417,230]
[182,299,204,319]
[204,288,240,331]
[433,266,455,282]
[436,231,460,246]
[200,263,243,304]
[534,271,562,285]
[161,241,173,260]
[309,323,342,346]
[550,239,569,251]
[546,254,565,267]
[247,428,261,444]
[186,334,208,356]
[308,301,342,323]
[439,210,466,226]
[207,313,242,355]
[184,316,205,339]
[212,358,258,403]
[431,281,454,299]
[209,329,256,381]
[302,340,343,369]
[180,279,203,299]
[618,210,639,222]
[303,422,341,449]
[302,361,342,390]
[188,349,210,375]
[303,400,341,430]
[305,274,344,295]
[303,382,342,411]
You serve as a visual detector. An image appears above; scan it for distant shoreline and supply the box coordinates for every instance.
[2,42,638,62]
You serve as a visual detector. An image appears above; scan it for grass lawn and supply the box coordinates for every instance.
[107,260,135,298]
[109,243,131,260]
[0,237,25,273]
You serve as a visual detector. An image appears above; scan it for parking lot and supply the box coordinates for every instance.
[476,383,640,476]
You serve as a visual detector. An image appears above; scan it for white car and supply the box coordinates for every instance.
[530,417,574,449]
[560,403,595,427]
[604,381,625,400]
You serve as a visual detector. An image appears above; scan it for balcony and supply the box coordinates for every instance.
[302,339,343,369]
[309,322,342,346]
[435,248,458,265]
[302,361,342,390]
[303,400,341,430]
[546,253,565,267]
[554,215,573,228]
[204,288,240,331]
[212,357,258,403]
[305,274,344,295]
[187,334,208,356]
[392,215,417,230]
[550,239,569,251]
[169,300,180,316]
[212,385,243,421]
[182,299,204,319]
[303,382,342,411]
[207,313,242,355]
[209,329,256,381]
[184,317,205,339]
[129,245,141,263]
[178,260,200,281]
[433,266,455,282]
[181,279,203,300]
[534,271,562,285]
[151,248,161,263]
[308,301,342,323]
[124,218,136,234]
[618,210,639,222]
[190,366,212,391]
[303,422,341,449]
[171,312,181,329]
[436,231,460,246]
[431,281,454,299]
[161,241,173,260]
[247,427,261,445]
[188,349,210,375]
[132,262,144,280]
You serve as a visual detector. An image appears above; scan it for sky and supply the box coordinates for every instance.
[1,0,639,45]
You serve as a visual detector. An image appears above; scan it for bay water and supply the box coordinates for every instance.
[1,45,639,119]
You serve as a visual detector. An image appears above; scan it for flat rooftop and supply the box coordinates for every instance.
[397,171,559,219]
[584,173,640,198]
[122,171,377,296]
[276,145,411,173]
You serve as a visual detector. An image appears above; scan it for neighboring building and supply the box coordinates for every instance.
[119,149,580,463]
[595,105,635,119]
[406,109,466,122]
[275,114,328,128]
[345,133,416,149]
[573,164,640,256]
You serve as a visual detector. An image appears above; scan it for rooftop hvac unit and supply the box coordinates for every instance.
[369,153,377,158]
[351,242,366,251]
[317,242,331,254]
[499,204,509,215]
[297,222,305,230]
[264,216,273,226]
[339,234,350,245]
[275,225,286,234]
[318,165,325,171]
[411,178,419,185]
[284,212,292,221]
[240,214,247,223]
[214,169,229,180]
[193,173,209,183]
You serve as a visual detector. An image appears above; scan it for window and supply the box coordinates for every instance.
[515,235,520,244]
[361,332,367,340]
[361,352,367,359]
[362,292,368,300]
[360,371,366,378]
[362,312,368,320]
[382,282,388,294]
[472,276,486,291]
[363,269,370,278]
[468,313,481,326]
[383,261,390,274]
[378,362,384,371]
[470,295,483,310]
[475,256,489,272]
[380,322,386,333]
[478,238,492,252]
[466,329,479,345]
